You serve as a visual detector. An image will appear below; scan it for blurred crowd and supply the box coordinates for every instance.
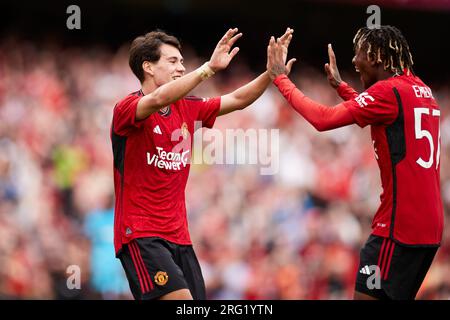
[0,37,449,299]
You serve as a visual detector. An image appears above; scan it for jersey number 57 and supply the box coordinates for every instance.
[414,107,441,170]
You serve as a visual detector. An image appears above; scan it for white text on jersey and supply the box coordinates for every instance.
[147,147,190,171]
[412,85,434,99]
[355,92,375,108]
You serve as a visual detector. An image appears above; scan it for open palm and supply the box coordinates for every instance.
[208,28,242,72]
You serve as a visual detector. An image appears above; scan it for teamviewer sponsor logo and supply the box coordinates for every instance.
[147,147,190,171]
[360,265,381,290]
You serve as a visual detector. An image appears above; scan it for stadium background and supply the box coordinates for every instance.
[0,0,449,299]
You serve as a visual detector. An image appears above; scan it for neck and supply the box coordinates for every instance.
[375,68,396,82]
[141,80,157,95]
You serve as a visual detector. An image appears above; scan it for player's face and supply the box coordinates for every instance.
[352,46,377,90]
[151,44,186,86]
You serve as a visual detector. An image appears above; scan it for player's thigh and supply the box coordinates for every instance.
[354,235,390,300]
[354,291,378,300]
[178,245,206,300]
[409,247,438,298]
[119,237,190,300]
[159,288,193,300]
[356,235,438,300]
[386,244,438,299]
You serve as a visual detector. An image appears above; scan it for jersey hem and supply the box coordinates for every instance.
[371,230,441,248]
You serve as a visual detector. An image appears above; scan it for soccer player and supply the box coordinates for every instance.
[111,28,295,300]
[267,26,443,300]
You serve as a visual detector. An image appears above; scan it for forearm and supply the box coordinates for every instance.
[273,75,355,131]
[232,71,271,104]
[136,64,212,120]
[218,71,271,116]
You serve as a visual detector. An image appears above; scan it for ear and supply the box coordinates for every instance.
[368,57,378,67]
[142,61,154,76]
[367,51,381,68]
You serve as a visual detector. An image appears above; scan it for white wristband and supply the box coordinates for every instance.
[197,63,215,80]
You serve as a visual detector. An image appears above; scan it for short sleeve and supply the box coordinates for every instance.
[186,96,221,129]
[342,81,398,128]
[112,94,144,136]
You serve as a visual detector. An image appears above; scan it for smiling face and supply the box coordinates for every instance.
[146,43,186,87]
[352,45,378,90]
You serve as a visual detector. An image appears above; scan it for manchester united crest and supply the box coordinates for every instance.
[181,122,189,140]
[154,271,169,286]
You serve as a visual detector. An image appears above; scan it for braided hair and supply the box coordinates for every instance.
[353,26,414,75]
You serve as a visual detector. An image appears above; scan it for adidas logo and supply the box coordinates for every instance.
[359,265,372,275]
[153,125,162,135]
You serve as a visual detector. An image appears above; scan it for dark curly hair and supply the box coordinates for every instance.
[353,25,414,75]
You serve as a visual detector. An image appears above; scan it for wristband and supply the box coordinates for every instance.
[197,63,215,80]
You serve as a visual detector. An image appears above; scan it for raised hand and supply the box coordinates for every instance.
[324,43,343,88]
[277,27,296,74]
[267,28,296,80]
[208,28,242,72]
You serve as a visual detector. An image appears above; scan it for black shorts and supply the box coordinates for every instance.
[118,237,206,300]
[355,235,438,300]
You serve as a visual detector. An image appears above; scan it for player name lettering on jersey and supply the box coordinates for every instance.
[412,85,434,99]
[146,147,190,171]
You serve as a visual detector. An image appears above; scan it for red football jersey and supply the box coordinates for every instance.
[111,90,220,254]
[341,72,443,246]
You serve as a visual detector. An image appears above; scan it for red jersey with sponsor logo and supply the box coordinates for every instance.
[111,90,220,254]
[339,71,443,246]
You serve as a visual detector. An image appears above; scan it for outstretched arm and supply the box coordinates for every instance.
[218,28,296,116]
[273,75,355,131]
[337,82,359,101]
[136,28,242,120]
[267,37,355,131]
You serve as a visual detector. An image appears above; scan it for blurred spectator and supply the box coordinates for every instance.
[0,38,449,299]
[83,193,130,299]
